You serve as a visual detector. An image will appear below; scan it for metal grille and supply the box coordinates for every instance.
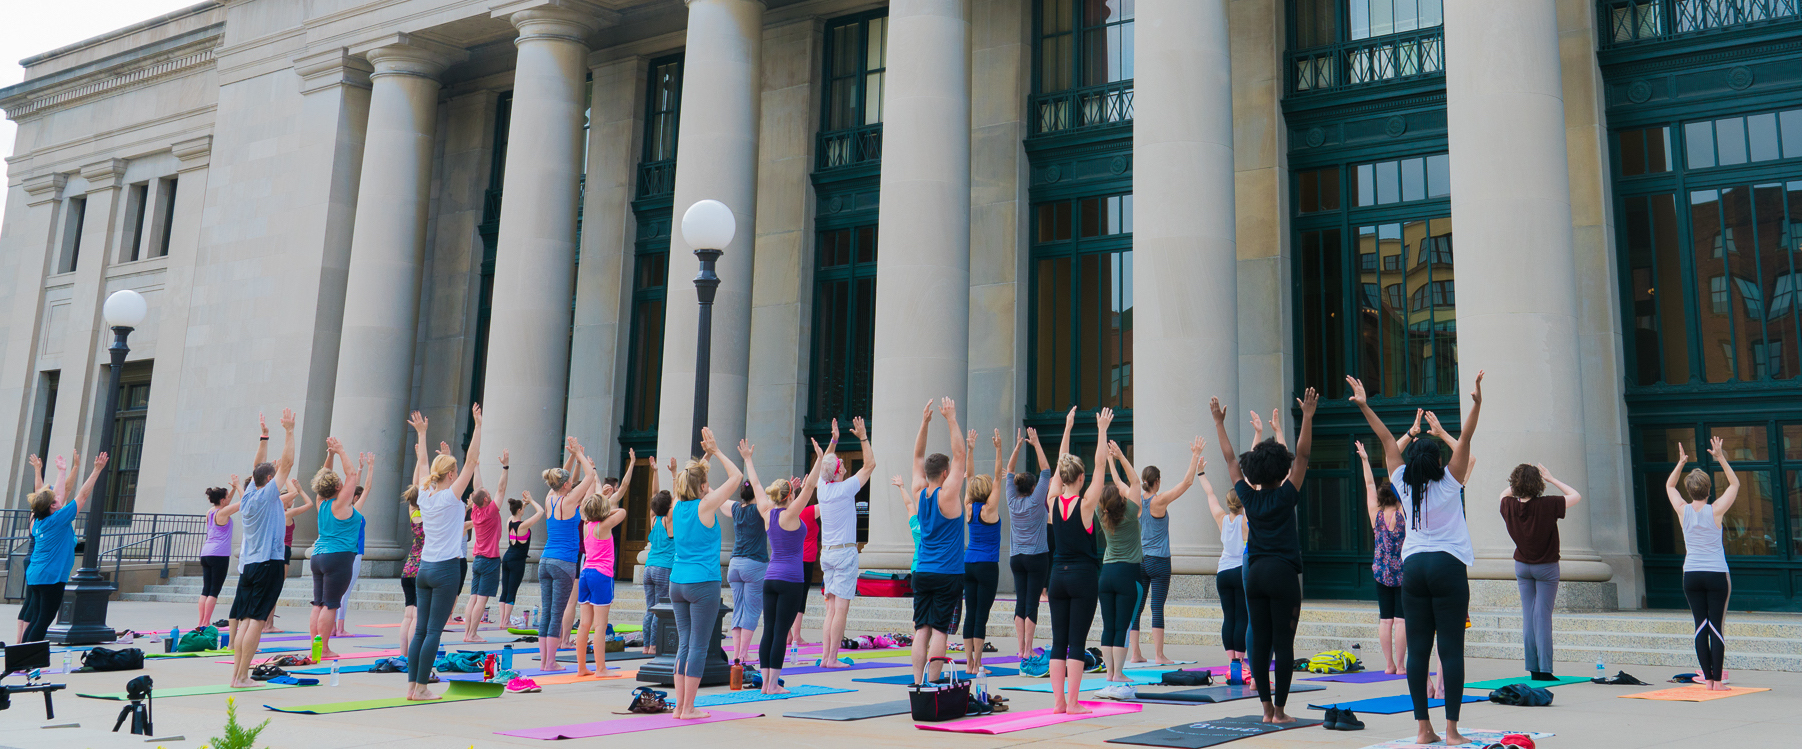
[816,123,884,171]
[1031,81,1134,136]
[1601,0,1802,47]
[1288,28,1444,96]
[635,159,676,201]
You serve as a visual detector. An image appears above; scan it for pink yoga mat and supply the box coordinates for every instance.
[917,701,1141,734]
[496,710,762,739]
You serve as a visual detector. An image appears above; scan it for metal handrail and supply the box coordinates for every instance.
[1031,80,1134,136]
[815,123,884,171]
[1599,0,1802,48]
[103,530,199,582]
[1287,27,1444,96]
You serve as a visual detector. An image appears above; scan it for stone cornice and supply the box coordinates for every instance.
[23,173,67,206]
[293,48,375,94]
[173,135,213,171]
[490,0,621,34]
[353,33,469,80]
[0,28,221,121]
[80,158,128,190]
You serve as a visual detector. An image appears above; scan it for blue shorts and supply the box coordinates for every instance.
[578,568,615,605]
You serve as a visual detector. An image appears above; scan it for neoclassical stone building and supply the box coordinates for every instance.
[5,0,1801,610]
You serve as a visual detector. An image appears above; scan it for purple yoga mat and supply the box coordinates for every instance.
[779,660,909,676]
[1302,671,1428,684]
[496,710,762,739]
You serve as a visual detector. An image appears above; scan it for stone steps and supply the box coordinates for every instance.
[127,575,1802,672]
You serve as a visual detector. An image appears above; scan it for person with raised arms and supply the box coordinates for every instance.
[500,456,543,630]
[1006,426,1054,659]
[1046,407,1113,714]
[536,436,598,670]
[196,478,241,629]
[1095,440,1145,698]
[1500,461,1582,681]
[18,452,107,643]
[668,428,746,720]
[461,449,511,643]
[230,409,296,688]
[1127,435,1204,666]
[404,403,483,701]
[960,429,1006,678]
[307,437,366,659]
[909,399,967,686]
[814,417,877,668]
[1664,438,1738,692]
[574,450,632,676]
[758,445,827,693]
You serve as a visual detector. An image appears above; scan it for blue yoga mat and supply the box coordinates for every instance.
[780,660,909,676]
[1004,671,1166,693]
[1306,693,1487,715]
[290,663,389,675]
[853,667,1020,685]
[693,684,854,706]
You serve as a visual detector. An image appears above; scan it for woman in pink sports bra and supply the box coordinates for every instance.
[574,491,626,677]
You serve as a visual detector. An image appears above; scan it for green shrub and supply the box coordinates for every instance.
[207,697,270,749]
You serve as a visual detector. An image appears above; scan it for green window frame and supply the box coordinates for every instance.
[637,55,683,201]
[103,364,152,516]
[623,57,685,454]
[818,11,888,171]
[1031,0,1134,136]
[806,224,879,431]
[1287,0,1445,96]
[1028,192,1134,419]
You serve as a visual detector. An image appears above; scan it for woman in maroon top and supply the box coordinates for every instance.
[1499,463,1582,681]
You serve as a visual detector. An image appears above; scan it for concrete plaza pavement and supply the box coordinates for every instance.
[2,600,1797,748]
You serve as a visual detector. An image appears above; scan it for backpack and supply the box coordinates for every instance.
[177,625,220,652]
[1306,650,1360,674]
[1489,683,1555,707]
[436,651,486,672]
[81,646,145,672]
[1160,669,1214,687]
[626,686,670,714]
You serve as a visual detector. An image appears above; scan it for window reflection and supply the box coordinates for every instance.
[1356,218,1456,398]
[1032,193,1133,414]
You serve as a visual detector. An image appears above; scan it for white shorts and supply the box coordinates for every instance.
[820,546,860,600]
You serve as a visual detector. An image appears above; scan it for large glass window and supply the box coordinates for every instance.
[808,225,879,427]
[1641,424,1788,559]
[638,56,683,200]
[1033,0,1134,135]
[1289,0,1445,94]
[1030,193,1133,414]
[819,12,888,170]
[623,218,669,435]
[104,366,152,516]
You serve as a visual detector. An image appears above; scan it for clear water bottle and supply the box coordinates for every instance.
[330,660,340,686]
[61,650,72,673]
[788,642,799,667]
[1596,658,1606,680]
[975,670,989,702]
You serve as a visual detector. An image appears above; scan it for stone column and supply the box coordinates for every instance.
[0,174,68,500]
[1445,0,1612,592]
[864,0,973,571]
[46,159,128,462]
[654,0,763,470]
[1134,0,1238,575]
[481,6,598,473]
[328,36,462,564]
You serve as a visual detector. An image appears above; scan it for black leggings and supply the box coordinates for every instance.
[1403,551,1469,721]
[963,562,1000,640]
[200,555,230,598]
[1133,555,1171,631]
[499,550,528,605]
[1098,562,1144,648]
[759,579,810,670]
[1047,562,1099,661]
[1010,552,1050,622]
[1215,565,1247,652]
[1245,557,1301,707]
[19,583,65,642]
[1682,571,1730,681]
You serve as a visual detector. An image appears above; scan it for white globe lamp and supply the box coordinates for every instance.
[103,289,147,329]
[681,199,736,251]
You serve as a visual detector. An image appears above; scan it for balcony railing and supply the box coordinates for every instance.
[815,123,883,172]
[1031,81,1133,137]
[636,159,676,202]
[1601,0,1802,48]
[1287,27,1444,96]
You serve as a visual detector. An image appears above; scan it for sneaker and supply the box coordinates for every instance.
[1331,709,1365,731]
[505,676,542,693]
[1113,684,1137,700]
[1322,708,1341,729]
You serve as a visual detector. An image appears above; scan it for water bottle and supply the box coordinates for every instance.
[330,660,340,686]
[975,670,989,702]
[221,630,231,649]
[1230,658,1243,685]
[1596,658,1606,681]
[311,635,324,662]
[61,651,72,673]
[502,644,515,671]
[729,659,744,690]
[788,642,798,667]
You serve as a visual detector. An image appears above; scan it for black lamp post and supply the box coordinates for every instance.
[50,289,145,644]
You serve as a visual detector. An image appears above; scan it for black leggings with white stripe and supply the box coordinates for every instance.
[1683,571,1729,682]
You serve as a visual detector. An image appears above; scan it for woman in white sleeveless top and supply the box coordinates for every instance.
[1662,437,1738,692]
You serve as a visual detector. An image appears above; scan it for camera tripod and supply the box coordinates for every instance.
[111,695,153,735]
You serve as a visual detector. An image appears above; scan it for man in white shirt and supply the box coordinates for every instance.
[815,417,876,668]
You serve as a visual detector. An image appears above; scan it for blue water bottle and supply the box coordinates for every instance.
[1230,658,1243,685]
[501,644,514,671]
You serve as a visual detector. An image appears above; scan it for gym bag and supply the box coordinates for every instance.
[1160,669,1214,687]
[1306,650,1360,674]
[1489,683,1554,707]
[177,625,220,652]
[80,646,144,672]
[435,651,487,672]
[909,679,971,722]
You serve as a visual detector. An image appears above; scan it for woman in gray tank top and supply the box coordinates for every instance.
[1662,438,1738,691]
[1126,436,1206,666]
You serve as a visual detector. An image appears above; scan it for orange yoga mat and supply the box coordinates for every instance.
[532,669,636,685]
[1620,685,1770,702]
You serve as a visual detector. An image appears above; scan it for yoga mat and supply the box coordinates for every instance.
[954,655,1020,666]
[496,710,761,739]
[1124,660,1197,668]
[1306,693,1487,715]
[1619,685,1770,702]
[358,623,403,628]
[440,666,594,682]
[291,664,383,675]
[1304,671,1421,684]
[145,649,234,659]
[832,648,914,661]
[1105,715,1324,748]
[522,669,636,686]
[784,700,913,721]
[1127,683,1323,704]
[81,682,310,700]
[551,651,655,663]
[1465,675,1590,690]
[265,680,503,713]
[695,684,854,706]
[263,633,378,641]
[505,624,640,635]
[918,701,1141,734]
[1003,672,1167,692]
[216,648,406,664]
[853,667,1019,684]
[778,660,908,676]
[1356,729,1553,749]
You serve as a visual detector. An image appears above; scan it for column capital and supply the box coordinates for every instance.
[292,47,374,95]
[22,172,66,206]
[491,0,614,42]
[172,135,213,172]
[352,32,467,81]
[79,158,127,190]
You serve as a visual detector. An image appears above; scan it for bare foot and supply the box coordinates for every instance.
[321,649,340,660]
[230,678,260,689]
[576,669,592,677]
[1266,709,1297,725]
[1415,730,1441,745]
[408,688,443,702]
[763,684,790,695]
[540,664,567,672]
[1153,658,1176,665]
[463,635,488,643]
[1066,702,1092,715]
[675,710,712,720]
[1443,730,1469,745]
[818,661,850,669]
[1385,664,1398,675]
[1053,701,1068,715]
[1707,681,1731,691]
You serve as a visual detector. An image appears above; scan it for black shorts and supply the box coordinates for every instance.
[1376,582,1404,619]
[229,560,287,621]
[200,556,230,597]
[285,545,294,563]
[402,576,418,608]
[911,571,964,634]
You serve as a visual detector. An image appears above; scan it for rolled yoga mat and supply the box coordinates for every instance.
[1126,683,1323,704]
[81,682,311,700]
[918,701,1141,734]
[1104,715,1324,748]
[145,649,234,659]
[1304,693,1487,715]
[784,700,913,721]
[496,710,761,739]
[694,684,855,706]
[1464,674,1590,690]
[853,667,1020,684]
[264,680,503,714]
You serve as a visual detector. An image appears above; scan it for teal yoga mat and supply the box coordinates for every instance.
[852,667,1020,684]
[1465,675,1590,690]
[693,684,854,706]
[1004,672,1165,693]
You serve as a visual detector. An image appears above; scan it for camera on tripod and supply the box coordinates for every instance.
[113,675,154,735]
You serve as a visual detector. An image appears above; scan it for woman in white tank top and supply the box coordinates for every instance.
[1662,438,1738,691]
[1208,477,1248,677]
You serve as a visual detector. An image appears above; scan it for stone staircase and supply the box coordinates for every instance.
[128,574,1802,672]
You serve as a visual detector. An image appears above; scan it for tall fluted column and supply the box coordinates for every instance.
[329,36,462,563]
[1445,0,1610,584]
[654,0,763,468]
[1134,0,1237,574]
[481,8,597,473]
[863,0,972,571]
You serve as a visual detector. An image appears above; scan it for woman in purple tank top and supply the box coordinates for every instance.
[755,440,831,693]
[198,481,243,628]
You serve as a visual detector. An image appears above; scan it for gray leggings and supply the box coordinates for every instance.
[407,559,462,684]
[727,557,767,631]
[538,557,578,638]
[670,581,722,677]
[1515,560,1560,673]
[642,565,671,633]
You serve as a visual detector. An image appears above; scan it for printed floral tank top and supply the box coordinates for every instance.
[402,508,425,577]
[1372,509,1405,587]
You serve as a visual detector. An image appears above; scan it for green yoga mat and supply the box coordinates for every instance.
[81,682,309,700]
[264,681,503,714]
[144,648,234,659]
[1465,675,1590,690]
[504,624,643,636]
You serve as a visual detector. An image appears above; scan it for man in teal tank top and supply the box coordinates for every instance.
[909,398,969,686]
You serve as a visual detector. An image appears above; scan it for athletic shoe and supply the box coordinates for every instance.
[505,677,542,693]
[1330,709,1364,730]
[1322,708,1341,729]
[1112,684,1136,700]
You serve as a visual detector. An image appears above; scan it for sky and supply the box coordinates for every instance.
[0,0,200,221]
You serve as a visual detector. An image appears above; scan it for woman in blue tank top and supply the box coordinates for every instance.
[963,429,1006,676]
[534,437,600,671]
[1128,435,1205,666]
[308,437,366,660]
[669,428,746,721]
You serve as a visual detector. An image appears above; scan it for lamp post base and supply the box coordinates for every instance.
[48,574,118,645]
[636,597,733,687]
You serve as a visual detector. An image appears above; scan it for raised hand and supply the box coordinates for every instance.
[500,449,510,468]
[1064,405,1078,428]
[667,456,678,474]
[1471,370,1485,406]
[409,411,428,434]
[1424,411,1444,435]
[230,473,241,489]
[521,490,534,502]
[1108,440,1123,458]
[738,439,754,460]
[1297,387,1319,417]
[1676,441,1688,466]
[1409,409,1424,437]
[326,436,343,454]
[94,452,109,470]
[1345,376,1368,406]
[1097,407,1114,428]
[1209,397,1226,423]
[1191,436,1205,458]
[627,448,637,463]
[438,441,450,457]
[280,408,296,431]
[850,416,869,441]
[1026,427,1040,445]
[831,418,841,444]
[924,401,936,423]
[939,397,957,419]
[891,475,904,489]
[965,430,977,453]
[993,428,1003,450]
[1248,410,1264,435]
[1535,463,1554,483]
[471,402,483,424]
[1355,440,1368,459]
[55,454,66,471]
[700,427,718,455]
[260,413,269,438]
[1708,435,1726,461]
[27,454,40,470]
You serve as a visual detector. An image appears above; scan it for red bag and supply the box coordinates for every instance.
[857,576,912,597]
